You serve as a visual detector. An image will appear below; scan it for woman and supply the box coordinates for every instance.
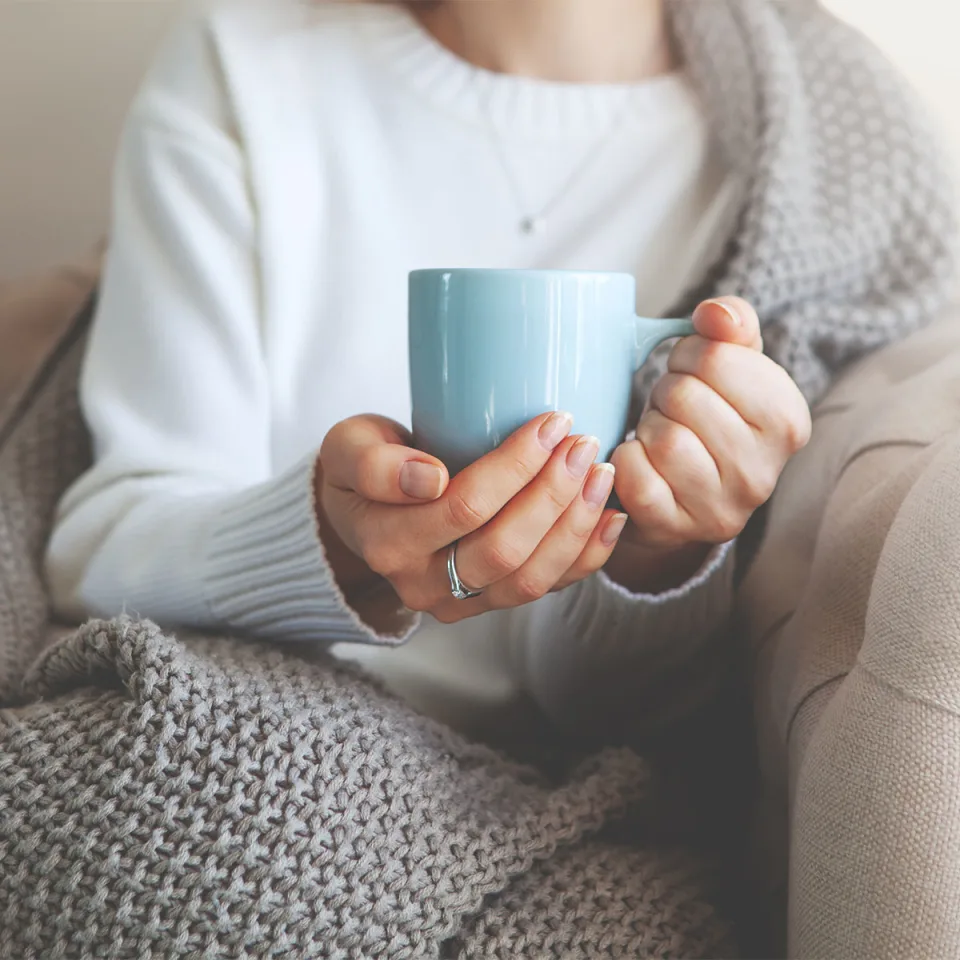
[45,0,953,746]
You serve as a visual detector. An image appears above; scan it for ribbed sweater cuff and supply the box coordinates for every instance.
[517,537,736,735]
[202,456,418,644]
[523,536,735,681]
[582,538,736,662]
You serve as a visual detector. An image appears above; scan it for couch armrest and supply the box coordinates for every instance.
[737,307,960,957]
[788,433,960,959]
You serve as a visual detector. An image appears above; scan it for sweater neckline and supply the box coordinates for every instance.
[356,3,695,140]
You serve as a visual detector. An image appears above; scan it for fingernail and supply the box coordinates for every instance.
[601,513,629,547]
[703,298,741,326]
[399,461,444,500]
[538,411,573,451]
[567,436,600,478]
[583,463,615,506]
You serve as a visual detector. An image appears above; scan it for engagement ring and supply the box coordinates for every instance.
[446,541,483,601]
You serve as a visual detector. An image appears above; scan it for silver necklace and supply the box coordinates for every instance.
[477,89,637,236]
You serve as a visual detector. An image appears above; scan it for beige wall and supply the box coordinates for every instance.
[828,0,960,175]
[0,0,958,281]
[0,1,179,281]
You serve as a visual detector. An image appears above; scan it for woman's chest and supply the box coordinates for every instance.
[254,123,729,471]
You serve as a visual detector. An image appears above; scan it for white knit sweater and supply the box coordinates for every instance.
[45,0,739,732]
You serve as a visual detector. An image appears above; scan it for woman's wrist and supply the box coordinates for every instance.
[602,537,714,594]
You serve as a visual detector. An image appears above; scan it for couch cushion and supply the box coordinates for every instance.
[0,247,100,431]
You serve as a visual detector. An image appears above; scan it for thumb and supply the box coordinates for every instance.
[320,414,450,504]
[692,296,763,351]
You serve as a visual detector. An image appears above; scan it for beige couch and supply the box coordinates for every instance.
[741,311,960,957]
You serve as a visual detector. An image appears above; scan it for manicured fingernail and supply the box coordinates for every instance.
[602,513,629,547]
[400,461,444,500]
[703,298,741,326]
[538,411,573,451]
[567,436,600,478]
[583,463,615,506]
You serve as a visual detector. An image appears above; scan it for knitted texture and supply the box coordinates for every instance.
[0,1,957,957]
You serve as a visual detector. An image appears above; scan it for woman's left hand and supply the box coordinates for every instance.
[607,296,811,590]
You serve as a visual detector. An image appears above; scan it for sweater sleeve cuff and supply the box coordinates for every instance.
[520,538,735,681]
[586,538,736,661]
[582,538,735,660]
[202,455,419,645]
[518,539,736,735]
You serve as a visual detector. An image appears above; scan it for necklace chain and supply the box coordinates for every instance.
[478,90,637,236]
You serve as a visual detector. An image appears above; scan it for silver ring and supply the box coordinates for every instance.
[447,541,483,601]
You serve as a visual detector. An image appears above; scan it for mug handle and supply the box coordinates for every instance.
[633,315,696,369]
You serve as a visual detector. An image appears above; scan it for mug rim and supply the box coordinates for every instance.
[409,268,635,282]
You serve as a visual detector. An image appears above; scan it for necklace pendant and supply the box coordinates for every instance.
[520,216,545,236]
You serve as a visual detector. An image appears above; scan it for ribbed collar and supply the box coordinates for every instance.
[356,2,695,140]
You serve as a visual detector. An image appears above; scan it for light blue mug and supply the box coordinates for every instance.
[409,269,694,475]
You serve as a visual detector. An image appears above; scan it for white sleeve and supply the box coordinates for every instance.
[45,15,416,646]
[515,541,737,740]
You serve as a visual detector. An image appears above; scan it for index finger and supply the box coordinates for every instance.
[692,297,763,351]
[418,410,574,550]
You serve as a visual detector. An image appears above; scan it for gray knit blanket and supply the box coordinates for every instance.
[0,1,955,957]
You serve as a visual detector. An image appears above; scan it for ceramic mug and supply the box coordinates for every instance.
[409,268,694,475]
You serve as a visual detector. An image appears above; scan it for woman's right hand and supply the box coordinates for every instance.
[317,412,627,624]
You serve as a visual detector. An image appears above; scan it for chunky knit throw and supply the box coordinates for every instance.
[0,1,955,957]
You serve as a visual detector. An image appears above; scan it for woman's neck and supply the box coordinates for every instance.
[414,0,674,84]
